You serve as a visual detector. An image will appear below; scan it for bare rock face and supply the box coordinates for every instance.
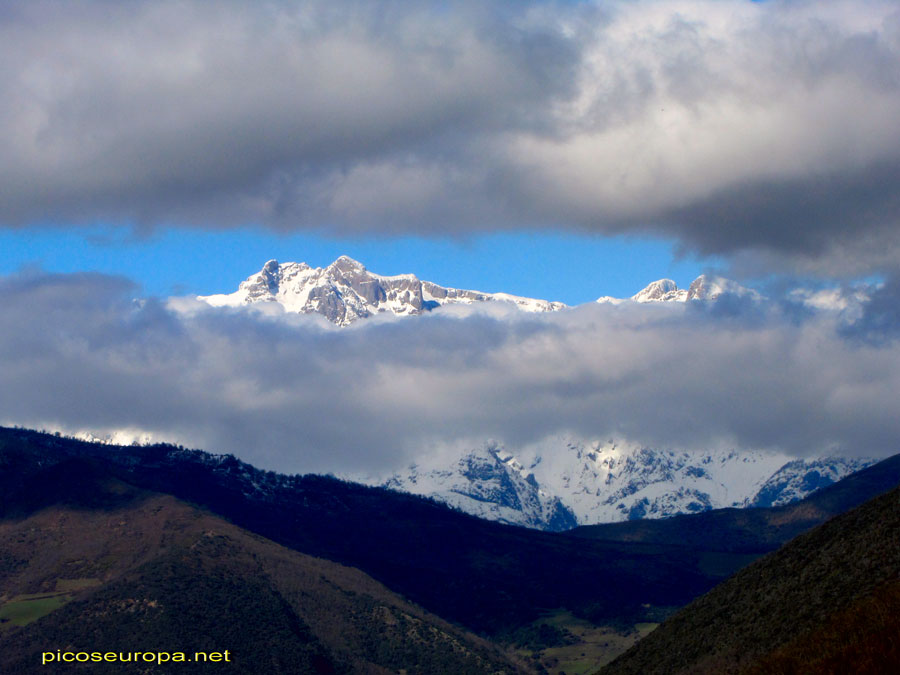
[200,256,565,325]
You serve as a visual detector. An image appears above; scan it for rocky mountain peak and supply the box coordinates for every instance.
[632,278,684,302]
[328,255,368,275]
[686,274,720,300]
[199,257,565,326]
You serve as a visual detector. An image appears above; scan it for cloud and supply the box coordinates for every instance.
[839,273,900,343]
[1,1,899,274]
[2,270,899,474]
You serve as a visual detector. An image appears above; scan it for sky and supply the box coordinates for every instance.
[1,0,900,473]
[0,225,711,304]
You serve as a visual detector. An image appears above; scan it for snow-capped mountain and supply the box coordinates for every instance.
[199,257,771,324]
[597,274,761,304]
[360,436,875,531]
[63,419,875,531]
[746,457,875,507]
[200,256,566,326]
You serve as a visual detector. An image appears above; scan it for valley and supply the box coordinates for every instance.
[2,427,899,673]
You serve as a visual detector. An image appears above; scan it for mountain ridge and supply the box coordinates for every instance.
[362,437,875,530]
[567,451,900,554]
[199,256,566,326]
[197,256,773,325]
[65,427,880,532]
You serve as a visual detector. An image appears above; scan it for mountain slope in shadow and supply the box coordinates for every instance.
[600,482,900,674]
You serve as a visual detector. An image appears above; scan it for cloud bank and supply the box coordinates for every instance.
[2,270,898,474]
[2,0,899,274]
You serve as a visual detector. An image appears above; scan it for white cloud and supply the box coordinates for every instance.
[2,270,899,475]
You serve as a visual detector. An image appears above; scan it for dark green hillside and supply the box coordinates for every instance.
[600,483,900,674]
[0,460,521,674]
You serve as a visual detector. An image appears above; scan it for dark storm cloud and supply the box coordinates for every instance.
[2,271,898,474]
[665,159,900,275]
[1,1,899,274]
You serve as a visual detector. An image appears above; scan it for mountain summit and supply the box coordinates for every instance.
[598,274,761,304]
[200,256,565,326]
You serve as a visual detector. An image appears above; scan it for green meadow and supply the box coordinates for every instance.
[0,579,100,630]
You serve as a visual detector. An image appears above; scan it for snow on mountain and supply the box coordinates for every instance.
[683,274,761,301]
[359,436,876,530]
[200,258,774,323]
[598,274,761,304]
[199,256,566,326]
[65,420,875,531]
[632,278,686,302]
[379,441,577,530]
[602,276,877,320]
[746,456,874,507]
[72,428,156,447]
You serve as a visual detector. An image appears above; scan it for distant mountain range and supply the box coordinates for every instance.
[360,438,875,530]
[76,428,875,533]
[199,256,565,326]
[0,427,723,638]
[197,256,773,326]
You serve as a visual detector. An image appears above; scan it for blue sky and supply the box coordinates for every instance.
[0,226,711,304]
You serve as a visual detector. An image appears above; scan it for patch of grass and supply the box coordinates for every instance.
[512,610,660,674]
[0,578,101,631]
[0,594,72,628]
